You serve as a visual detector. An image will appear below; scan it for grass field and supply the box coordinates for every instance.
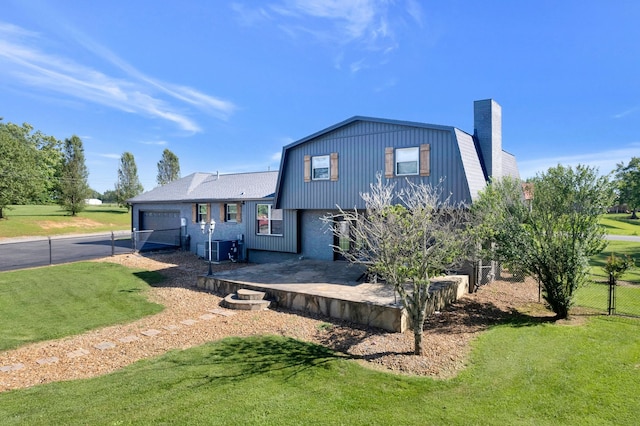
[576,240,640,315]
[0,262,164,351]
[0,317,638,425]
[599,213,640,235]
[590,240,640,284]
[0,204,130,239]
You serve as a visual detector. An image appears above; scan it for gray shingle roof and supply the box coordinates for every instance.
[128,171,278,203]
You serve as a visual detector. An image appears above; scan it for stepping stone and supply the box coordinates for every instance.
[163,324,180,331]
[237,288,267,301]
[199,313,216,320]
[0,363,25,372]
[36,357,59,365]
[208,308,237,317]
[67,348,90,358]
[141,329,161,337]
[94,341,116,351]
[180,319,197,326]
[222,293,271,311]
[118,335,140,343]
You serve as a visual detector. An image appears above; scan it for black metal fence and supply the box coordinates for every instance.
[575,278,640,318]
[0,232,134,272]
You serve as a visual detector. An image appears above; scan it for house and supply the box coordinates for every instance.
[128,171,279,258]
[129,99,520,263]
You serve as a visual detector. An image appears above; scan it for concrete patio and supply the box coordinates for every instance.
[196,260,469,333]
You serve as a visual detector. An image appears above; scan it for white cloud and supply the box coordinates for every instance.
[0,21,236,132]
[231,3,273,26]
[268,0,382,45]
[517,143,640,179]
[271,151,282,162]
[98,153,122,159]
[405,0,424,27]
[612,106,638,119]
[140,140,168,146]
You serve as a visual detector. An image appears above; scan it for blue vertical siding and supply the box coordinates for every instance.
[278,120,474,210]
[244,200,299,253]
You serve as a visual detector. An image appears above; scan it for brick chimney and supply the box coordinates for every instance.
[473,99,502,180]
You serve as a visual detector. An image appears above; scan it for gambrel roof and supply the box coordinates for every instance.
[274,115,519,207]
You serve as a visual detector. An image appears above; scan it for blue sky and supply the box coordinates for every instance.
[1,1,639,194]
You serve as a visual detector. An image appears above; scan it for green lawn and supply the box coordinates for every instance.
[589,240,640,284]
[0,204,130,239]
[576,240,640,315]
[0,317,638,425]
[0,262,164,350]
[599,213,640,236]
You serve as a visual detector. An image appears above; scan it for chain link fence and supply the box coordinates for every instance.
[575,279,640,317]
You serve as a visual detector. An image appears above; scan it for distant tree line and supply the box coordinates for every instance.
[0,119,181,218]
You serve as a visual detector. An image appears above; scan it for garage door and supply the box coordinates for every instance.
[139,210,180,250]
[140,210,180,231]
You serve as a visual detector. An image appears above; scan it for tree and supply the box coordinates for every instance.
[101,189,118,204]
[469,176,530,275]
[0,121,49,218]
[116,152,144,209]
[475,165,614,319]
[58,136,91,216]
[156,148,180,186]
[614,157,640,219]
[324,176,470,355]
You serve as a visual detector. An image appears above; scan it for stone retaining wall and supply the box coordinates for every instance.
[197,275,468,333]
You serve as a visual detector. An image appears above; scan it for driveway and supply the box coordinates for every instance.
[0,231,134,272]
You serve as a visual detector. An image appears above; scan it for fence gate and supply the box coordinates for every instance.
[475,259,495,289]
[575,276,640,318]
[132,228,181,252]
[608,280,640,318]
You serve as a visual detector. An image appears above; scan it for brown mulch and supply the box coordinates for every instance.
[0,252,551,392]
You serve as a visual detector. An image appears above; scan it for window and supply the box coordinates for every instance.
[257,204,283,236]
[312,155,330,180]
[395,147,419,176]
[385,144,430,178]
[196,203,208,223]
[304,153,338,182]
[226,203,237,222]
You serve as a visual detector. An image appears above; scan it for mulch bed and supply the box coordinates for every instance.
[1,251,555,392]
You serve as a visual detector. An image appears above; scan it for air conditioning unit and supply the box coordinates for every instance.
[197,240,237,262]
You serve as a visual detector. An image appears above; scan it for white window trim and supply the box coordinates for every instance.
[311,155,330,180]
[256,204,283,236]
[395,147,419,176]
[197,203,208,223]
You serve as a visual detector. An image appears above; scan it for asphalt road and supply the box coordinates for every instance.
[605,234,640,242]
[0,232,134,272]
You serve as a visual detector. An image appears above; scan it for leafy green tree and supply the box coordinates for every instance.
[614,157,640,219]
[116,152,143,210]
[469,176,529,273]
[101,189,118,204]
[325,176,470,355]
[0,121,51,218]
[475,165,614,319]
[58,135,91,216]
[87,188,102,200]
[156,148,180,186]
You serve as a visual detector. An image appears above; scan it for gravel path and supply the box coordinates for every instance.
[0,252,544,392]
